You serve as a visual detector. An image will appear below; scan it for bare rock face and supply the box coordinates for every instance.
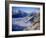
[23,13,40,31]
[31,22,40,30]
[23,21,40,31]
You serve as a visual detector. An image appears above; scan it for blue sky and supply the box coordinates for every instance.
[12,7,40,13]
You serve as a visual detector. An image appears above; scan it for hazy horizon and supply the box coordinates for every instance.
[12,7,40,14]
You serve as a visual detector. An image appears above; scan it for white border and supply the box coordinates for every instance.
[9,4,43,35]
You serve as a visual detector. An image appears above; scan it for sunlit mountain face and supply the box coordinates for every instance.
[12,7,40,31]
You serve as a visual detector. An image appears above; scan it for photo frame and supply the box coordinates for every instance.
[5,1,45,37]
